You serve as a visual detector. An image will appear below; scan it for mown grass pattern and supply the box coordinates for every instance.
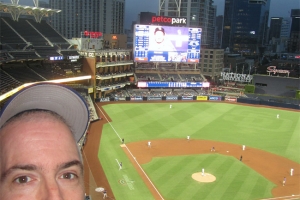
[98,102,299,200]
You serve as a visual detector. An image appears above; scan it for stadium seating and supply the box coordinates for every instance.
[4,18,49,46]
[0,18,26,47]
[28,20,69,45]
[9,51,40,60]
[0,68,22,95]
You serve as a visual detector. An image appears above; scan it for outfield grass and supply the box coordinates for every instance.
[98,102,300,200]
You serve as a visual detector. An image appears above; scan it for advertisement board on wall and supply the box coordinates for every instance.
[166,96,178,100]
[182,96,193,100]
[209,96,222,101]
[197,96,208,100]
[147,96,162,100]
[225,97,237,102]
[134,24,201,63]
[130,97,143,101]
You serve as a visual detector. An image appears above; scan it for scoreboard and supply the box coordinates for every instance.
[137,82,210,88]
[134,24,202,63]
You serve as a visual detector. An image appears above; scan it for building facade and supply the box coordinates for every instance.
[287,9,300,53]
[159,0,216,47]
[269,17,283,40]
[49,0,125,39]
[199,48,224,80]
[222,0,270,54]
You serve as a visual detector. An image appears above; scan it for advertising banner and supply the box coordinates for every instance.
[99,97,110,102]
[182,96,193,100]
[118,97,126,101]
[197,96,208,101]
[209,96,222,101]
[166,96,178,100]
[130,96,143,101]
[147,96,162,101]
[225,97,237,102]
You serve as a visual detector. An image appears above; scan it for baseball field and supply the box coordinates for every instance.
[84,102,300,200]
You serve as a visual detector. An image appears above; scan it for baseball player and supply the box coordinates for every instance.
[187,135,190,141]
[202,168,205,176]
[291,168,294,176]
[170,104,172,109]
[240,155,243,161]
[148,141,151,148]
[283,177,286,186]
[277,114,280,119]
[103,189,107,199]
[242,145,246,151]
[211,146,215,152]
[119,162,122,170]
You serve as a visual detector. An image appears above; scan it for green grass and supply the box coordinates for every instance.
[98,102,300,200]
[143,154,275,200]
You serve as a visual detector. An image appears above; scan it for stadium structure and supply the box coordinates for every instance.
[1,1,300,200]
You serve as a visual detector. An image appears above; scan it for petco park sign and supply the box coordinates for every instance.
[152,16,187,25]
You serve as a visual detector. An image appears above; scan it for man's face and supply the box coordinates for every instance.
[0,115,85,200]
[154,30,165,44]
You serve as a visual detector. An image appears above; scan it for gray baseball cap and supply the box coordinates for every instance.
[0,83,89,143]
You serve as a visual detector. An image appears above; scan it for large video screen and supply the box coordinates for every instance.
[134,24,201,63]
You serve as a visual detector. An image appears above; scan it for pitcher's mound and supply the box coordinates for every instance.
[192,172,216,183]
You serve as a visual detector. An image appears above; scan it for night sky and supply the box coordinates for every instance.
[2,0,299,28]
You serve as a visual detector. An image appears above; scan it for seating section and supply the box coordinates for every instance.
[28,20,69,45]
[2,63,45,83]
[0,69,23,95]
[0,17,76,60]
[9,51,40,60]
[60,50,79,56]
[34,46,60,57]
[0,18,26,47]
[5,18,49,46]
[136,73,160,81]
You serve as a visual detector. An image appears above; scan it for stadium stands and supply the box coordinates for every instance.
[8,50,40,60]
[0,16,77,60]
[0,68,22,95]
[0,18,26,48]
[4,18,49,46]
[28,20,70,45]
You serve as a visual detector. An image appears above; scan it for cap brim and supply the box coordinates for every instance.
[0,83,89,143]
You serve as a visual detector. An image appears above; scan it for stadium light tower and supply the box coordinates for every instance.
[159,0,181,17]
[0,0,61,22]
[10,0,19,4]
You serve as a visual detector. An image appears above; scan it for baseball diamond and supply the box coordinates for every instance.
[83,101,300,200]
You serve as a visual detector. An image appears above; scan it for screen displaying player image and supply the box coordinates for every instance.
[148,26,188,52]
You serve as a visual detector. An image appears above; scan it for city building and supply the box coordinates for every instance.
[287,9,300,53]
[280,18,291,38]
[269,17,283,41]
[49,0,125,39]
[159,0,216,47]
[223,53,247,74]
[199,48,224,81]
[215,15,223,48]
[222,0,270,54]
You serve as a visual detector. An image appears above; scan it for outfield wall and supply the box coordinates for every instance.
[95,95,300,110]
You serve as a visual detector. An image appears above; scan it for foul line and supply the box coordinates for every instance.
[95,103,164,200]
[261,194,300,200]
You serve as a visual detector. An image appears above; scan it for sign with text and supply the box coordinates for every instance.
[221,72,253,82]
[197,96,208,101]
